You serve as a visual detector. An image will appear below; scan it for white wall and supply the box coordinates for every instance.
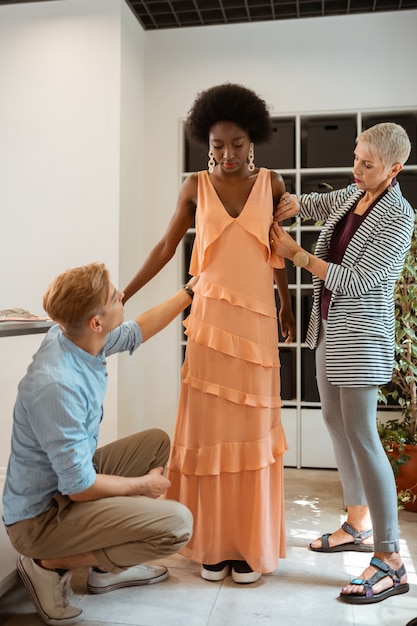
[0,0,145,470]
[117,1,147,436]
[134,10,417,438]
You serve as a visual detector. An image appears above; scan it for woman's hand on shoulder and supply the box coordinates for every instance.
[274,193,299,223]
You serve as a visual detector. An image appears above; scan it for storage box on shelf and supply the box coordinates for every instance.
[301,115,357,168]
[255,118,295,169]
[180,108,417,469]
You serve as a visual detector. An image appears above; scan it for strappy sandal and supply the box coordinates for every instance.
[309,521,374,553]
[339,556,409,604]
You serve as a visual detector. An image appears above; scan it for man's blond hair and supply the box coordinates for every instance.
[43,262,110,335]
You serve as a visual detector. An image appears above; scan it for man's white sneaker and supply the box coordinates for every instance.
[87,563,169,594]
[16,555,83,625]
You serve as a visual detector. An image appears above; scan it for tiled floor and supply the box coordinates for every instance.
[0,468,416,626]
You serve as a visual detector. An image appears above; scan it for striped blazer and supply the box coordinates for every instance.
[299,183,414,387]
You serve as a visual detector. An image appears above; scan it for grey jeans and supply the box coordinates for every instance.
[315,322,400,553]
[6,429,193,573]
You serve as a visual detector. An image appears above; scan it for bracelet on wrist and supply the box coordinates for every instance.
[292,250,310,268]
[182,284,194,300]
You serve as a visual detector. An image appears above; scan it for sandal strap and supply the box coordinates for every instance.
[342,522,373,544]
[321,533,331,550]
[351,557,407,599]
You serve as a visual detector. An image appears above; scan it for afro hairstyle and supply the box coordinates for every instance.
[185,83,273,146]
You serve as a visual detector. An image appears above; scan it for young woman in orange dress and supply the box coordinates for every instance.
[123,83,295,583]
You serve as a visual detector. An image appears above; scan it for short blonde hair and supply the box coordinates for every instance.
[357,122,411,168]
[43,262,110,334]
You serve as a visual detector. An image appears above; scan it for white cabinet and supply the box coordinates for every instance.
[281,408,298,468]
[300,409,337,469]
[179,108,417,469]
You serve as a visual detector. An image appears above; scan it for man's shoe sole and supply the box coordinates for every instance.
[87,568,169,594]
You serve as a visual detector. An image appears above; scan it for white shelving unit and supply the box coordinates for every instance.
[179,108,417,469]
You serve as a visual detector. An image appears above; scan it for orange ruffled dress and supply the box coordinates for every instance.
[166,168,288,573]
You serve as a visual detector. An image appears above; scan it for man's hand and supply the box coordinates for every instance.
[69,466,170,502]
[139,467,170,499]
[135,276,200,343]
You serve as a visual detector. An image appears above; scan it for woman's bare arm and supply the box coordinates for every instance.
[123,175,198,303]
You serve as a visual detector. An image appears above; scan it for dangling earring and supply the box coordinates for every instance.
[247,142,255,172]
[208,150,215,174]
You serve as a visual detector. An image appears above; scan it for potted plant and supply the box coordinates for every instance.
[378,211,417,511]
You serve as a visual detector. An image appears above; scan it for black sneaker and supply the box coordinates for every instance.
[231,560,261,584]
[200,561,230,581]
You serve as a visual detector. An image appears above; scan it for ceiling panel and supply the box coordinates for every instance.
[1,0,417,30]
[127,0,417,29]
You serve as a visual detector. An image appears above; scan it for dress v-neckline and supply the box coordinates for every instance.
[207,169,261,218]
